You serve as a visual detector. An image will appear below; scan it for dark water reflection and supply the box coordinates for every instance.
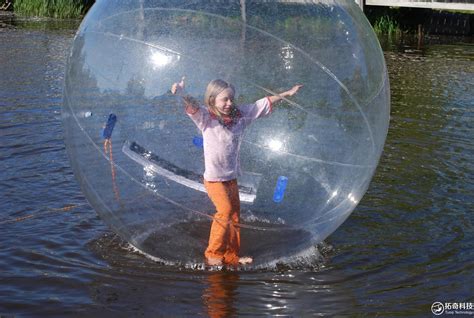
[1,14,473,316]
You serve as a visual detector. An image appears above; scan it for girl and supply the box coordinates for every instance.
[172,78,302,266]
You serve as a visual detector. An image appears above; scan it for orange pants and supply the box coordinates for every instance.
[204,179,240,265]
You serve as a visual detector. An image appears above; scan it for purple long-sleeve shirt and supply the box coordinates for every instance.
[187,97,273,182]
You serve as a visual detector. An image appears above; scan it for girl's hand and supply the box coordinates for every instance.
[268,84,303,105]
[171,76,199,114]
[284,84,303,97]
[171,76,186,95]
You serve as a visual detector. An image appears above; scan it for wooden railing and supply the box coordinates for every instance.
[356,0,474,11]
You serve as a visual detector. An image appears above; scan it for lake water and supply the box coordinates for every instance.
[1,13,473,317]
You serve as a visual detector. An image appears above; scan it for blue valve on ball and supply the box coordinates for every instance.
[193,136,203,148]
[273,176,288,203]
[102,114,117,140]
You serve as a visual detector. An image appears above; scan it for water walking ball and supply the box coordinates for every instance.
[63,1,390,267]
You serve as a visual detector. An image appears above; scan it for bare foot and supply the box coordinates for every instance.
[238,256,253,265]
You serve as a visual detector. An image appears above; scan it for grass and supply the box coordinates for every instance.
[14,0,84,19]
[372,15,402,36]
[442,9,474,14]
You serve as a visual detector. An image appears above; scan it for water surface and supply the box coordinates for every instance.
[0,14,473,316]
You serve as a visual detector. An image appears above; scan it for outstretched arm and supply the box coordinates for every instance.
[267,84,303,105]
[171,76,200,114]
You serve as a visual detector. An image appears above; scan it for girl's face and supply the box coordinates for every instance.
[214,88,235,116]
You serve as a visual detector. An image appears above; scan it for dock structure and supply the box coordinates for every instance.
[356,0,474,11]
[0,0,12,11]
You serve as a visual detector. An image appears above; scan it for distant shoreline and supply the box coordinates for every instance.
[2,4,472,36]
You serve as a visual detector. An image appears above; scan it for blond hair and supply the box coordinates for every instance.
[204,79,235,117]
